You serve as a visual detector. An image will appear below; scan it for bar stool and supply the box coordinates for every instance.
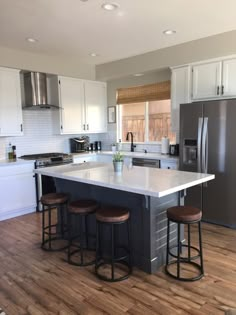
[95,206,132,282]
[41,192,68,251]
[67,199,98,266]
[165,206,204,281]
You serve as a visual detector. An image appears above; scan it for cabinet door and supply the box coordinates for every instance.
[222,58,236,97]
[160,160,178,170]
[171,66,191,132]
[0,68,23,136]
[0,172,36,220]
[59,76,84,134]
[192,61,222,100]
[84,81,107,133]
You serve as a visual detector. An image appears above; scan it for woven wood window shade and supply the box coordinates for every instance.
[116,80,171,104]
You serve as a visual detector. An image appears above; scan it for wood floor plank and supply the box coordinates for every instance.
[0,213,235,315]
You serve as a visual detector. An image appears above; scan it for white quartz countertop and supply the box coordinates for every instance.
[0,158,35,167]
[72,151,179,162]
[34,162,214,198]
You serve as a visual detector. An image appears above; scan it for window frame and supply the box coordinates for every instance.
[117,101,172,144]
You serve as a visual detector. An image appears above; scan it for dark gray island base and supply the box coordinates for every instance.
[55,178,184,274]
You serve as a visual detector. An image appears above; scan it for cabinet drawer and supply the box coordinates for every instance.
[160,160,178,170]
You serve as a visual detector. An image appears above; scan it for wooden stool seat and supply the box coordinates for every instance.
[167,206,202,223]
[96,207,130,223]
[68,200,98,214]
[41,193,68,205]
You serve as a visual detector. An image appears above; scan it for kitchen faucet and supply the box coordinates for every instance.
[126,132,136,152]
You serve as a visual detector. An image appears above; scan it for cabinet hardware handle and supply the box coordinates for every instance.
[61,125,63,130]
[221,85,224,95]
[217,86,220,95]
[83,124,85,130]
[87,124,89,130]
[20,124,23,132]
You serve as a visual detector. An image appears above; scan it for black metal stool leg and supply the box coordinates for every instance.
[127,219,132,270]
[95,221,99,269]
[166,219,170,266]
[111,223,115,280]
[188,223,191,262]
[85,215,89,249]
[48,206,52,250]
[79,215,84,265]
[60,204,64,238]
[177,223,180,279]
[42,205,45,246]
[198,221,204,275]
[67,212,72,262]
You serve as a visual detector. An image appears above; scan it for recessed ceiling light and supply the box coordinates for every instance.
[101,2,119,11]
[163,30,176,35]
[133,73,144,77]
[26,37,38,43]
[90,53,98,57]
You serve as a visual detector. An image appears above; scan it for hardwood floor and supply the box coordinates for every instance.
[0,212,236,315]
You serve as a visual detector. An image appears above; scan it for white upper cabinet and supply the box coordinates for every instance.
[192,61,222,100]
[222,58,236,97]
[84,81,107,133]
[58,76,84,134]
[171,66,191,132]
[192,57,236,100]
[54,76,107,135]
[0,67,23,136]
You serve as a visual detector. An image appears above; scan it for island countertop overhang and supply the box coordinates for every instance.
[34,162,215,198]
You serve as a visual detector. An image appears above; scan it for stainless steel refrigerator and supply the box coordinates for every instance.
[179,99,236,228]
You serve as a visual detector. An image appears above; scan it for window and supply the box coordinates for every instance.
[116,81,175,143]
[117,100,175,143]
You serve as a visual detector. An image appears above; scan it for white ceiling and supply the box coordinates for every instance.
[0,0,235,65]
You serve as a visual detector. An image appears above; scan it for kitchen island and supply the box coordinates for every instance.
[34,162,214,273]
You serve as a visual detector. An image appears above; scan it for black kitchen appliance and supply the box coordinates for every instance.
[169,144,179,156]
[70,138,86,153]
[94,141,102,151]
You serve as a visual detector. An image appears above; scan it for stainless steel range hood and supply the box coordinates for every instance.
[23,72,60,109]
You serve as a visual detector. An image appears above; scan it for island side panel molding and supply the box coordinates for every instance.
[149,193,185,273]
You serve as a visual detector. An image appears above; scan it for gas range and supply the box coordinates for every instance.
[20,152,73,168]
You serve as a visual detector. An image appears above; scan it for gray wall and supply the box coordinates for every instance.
[107,68,171,107]
[96,30,236,81]
[0,45,95,80]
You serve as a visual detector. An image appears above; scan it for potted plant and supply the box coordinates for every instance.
[113,151,124,172]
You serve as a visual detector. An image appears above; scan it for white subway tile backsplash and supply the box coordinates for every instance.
[0,111,168,158]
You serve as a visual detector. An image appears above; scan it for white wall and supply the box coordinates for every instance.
[96,30,236,81]
[0,45,95,80]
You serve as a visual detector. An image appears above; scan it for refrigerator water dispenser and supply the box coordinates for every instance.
[183,139,198,165]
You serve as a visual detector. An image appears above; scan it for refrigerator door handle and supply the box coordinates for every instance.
[197,117,203,172]
[202,117,208,173]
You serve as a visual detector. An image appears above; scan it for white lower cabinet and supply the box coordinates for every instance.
[0,163,36,221]
[160,160,179,170]
[73,155,97,164]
